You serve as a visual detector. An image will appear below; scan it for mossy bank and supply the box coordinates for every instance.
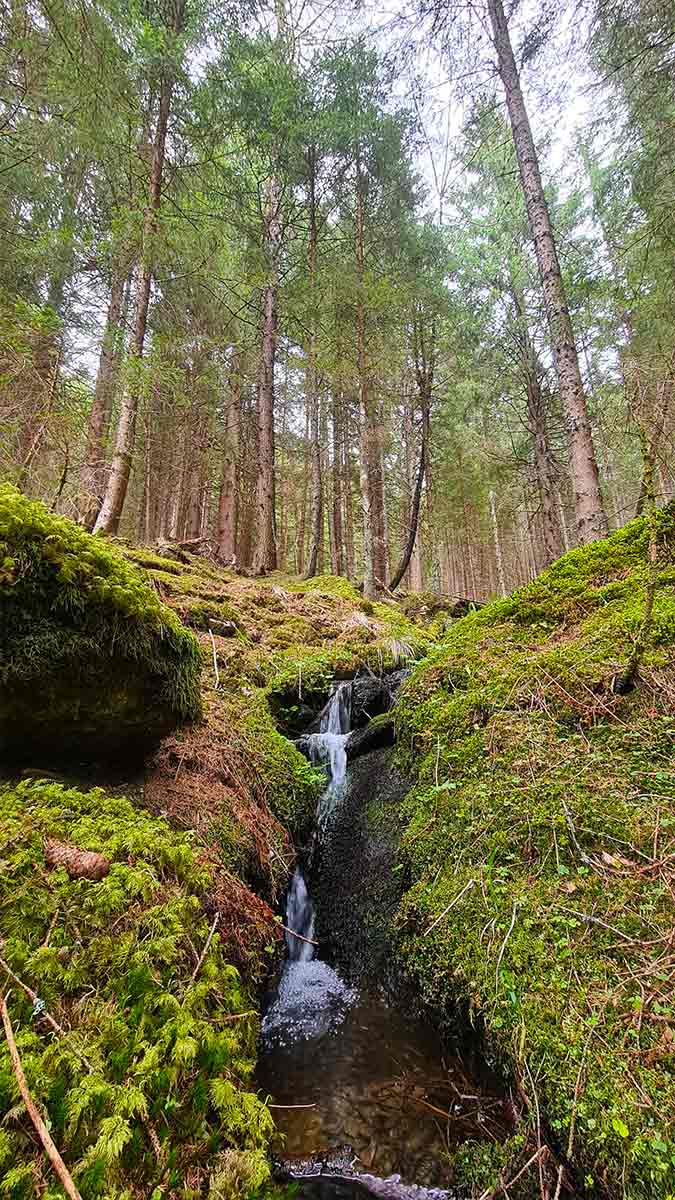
[0,780,274,1200]
[394,510,675,1198]
[0,486,201,761]
[0,498,433,1199]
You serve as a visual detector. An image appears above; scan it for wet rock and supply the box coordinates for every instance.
[312,747,411,982]
[261,961,357,1047]
[351,674,396,728]
[345,716,395,761]
[273,1154,456,1200]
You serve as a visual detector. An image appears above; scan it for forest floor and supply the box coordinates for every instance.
[1,499,674,1199]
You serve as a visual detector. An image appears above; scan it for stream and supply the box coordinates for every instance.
[255,681,507,1198]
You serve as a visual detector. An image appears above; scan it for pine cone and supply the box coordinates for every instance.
[44,839,110,882]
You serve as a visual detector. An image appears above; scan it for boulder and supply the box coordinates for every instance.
[0,486,201,763]
[346,714,395,760]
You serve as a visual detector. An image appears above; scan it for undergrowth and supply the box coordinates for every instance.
[0,780,274,1200]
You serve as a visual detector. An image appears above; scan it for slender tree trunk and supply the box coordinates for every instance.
[304,148,323,578]
[93,16,181,534]
[355,161,377,598]
[390,309,434,592]
[79,259,133,528]
[489,490,507,597]
[216,348,241,563]
[16,335,60,492]
[487,0,607,544]
[342,398,355,579]
[252,176,281,573]
[331,391,344,575]
[378,418,390,585]
[296,400,310,574]
[389,436,425,592]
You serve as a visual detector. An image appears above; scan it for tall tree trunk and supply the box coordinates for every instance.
[489,490,507,597]
[487,0,607,544]
[342,397,355,579]
[216,348,241,563]
[296,400,310,574]
[331,391,344,575]
[390,309,434,593]
[304,148,323,578]
[79,259,132,528]
[252,176,281,573]
[389,435,425,592]
[93,12,182,534]
[356,158,385,597]
[510,287,564,564]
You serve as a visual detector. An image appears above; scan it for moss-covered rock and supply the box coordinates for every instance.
[0,779,274,1199]
[393,512,675,1198]
[0,487,201,762]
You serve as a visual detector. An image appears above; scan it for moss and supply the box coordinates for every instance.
[393,513,675,1199]
[0,780,274,1199]
[285,573,363,603]
[0,487,201,760]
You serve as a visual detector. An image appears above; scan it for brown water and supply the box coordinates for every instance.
[256,978,504,1186]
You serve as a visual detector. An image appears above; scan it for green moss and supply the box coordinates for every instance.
[0,780,273,1199]
[286,573,363,602]
[393,513,675,1198]
[0,487,201,759]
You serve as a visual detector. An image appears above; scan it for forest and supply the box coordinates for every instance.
[3,0,672,595]
[1,1,675,1199]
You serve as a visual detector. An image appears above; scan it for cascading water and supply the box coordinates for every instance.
[285,869,315,963]
[256,676,507,1194]
[262,683,357,1045]
[307,682,350,835]
[281,683,352,967]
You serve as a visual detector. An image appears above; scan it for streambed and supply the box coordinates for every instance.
[255,681,507,1192]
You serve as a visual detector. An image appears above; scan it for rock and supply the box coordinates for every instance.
[273,1152,455,1200]
[350,674,391,727]
[346,715,395,760]
[0,485,201,764]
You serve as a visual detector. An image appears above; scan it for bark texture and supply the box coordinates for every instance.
[93,2,184,533]
[252,176,281,574]
[487,0,607,544]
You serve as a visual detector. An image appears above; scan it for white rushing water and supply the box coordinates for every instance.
[307,681,351,835]
[262,682,356,1045]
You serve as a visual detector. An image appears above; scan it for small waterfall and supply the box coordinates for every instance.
[307,682,351,833]
[283,684,352,954]
[264,681,356,1043]
[285,868,315,962]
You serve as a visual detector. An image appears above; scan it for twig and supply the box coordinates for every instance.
[268,1102,317,1108]
[0,957,93,1068]
[0,995,83,1200]
[424,879,476,936]
[279,923,319,947]
[478,1145,547,1200]
[0,957,66,1039]
[553,1022,596,1200]
[190,914,219,982]
[41,910,60,948]
[561,800,593,866]
[495,902,518,993]
[208,629,220,689]
[559,907,633,942]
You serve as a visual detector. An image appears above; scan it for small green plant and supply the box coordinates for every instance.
[0,780,273,1199]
